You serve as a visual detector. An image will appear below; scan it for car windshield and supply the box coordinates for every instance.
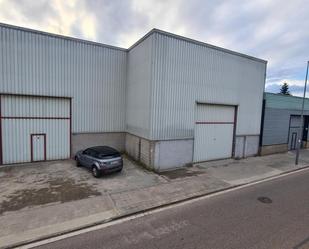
[91,147,120,159]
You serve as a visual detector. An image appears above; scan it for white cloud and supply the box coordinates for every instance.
[0,0,97,40]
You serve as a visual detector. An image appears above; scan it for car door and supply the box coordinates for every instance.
[80,149,92,168]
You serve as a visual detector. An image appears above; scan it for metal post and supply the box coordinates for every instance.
[296,61,309,165]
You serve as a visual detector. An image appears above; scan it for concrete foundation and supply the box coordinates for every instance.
[153,139,194,171]
[259,144,288,156]
[125,133,156,170]
[234,135,260,158]
[125,133,193,172]
[72,132,125,156]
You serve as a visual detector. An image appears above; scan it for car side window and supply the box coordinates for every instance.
[83,149,90,155]
[89,150,98,158]
[86,149,97,158]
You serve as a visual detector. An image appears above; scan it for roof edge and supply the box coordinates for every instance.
[0,23,268,64]
[146,29,267,64]
[0,22,127,52]
[265,92,309,100]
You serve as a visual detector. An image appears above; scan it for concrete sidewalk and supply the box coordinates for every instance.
[1,150,309,248]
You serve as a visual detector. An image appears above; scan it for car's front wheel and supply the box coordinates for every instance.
[92,166,101,178]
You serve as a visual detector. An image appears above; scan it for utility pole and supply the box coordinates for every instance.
[296,61,309,165]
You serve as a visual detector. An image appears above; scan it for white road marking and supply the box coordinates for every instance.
[17,166,309,249]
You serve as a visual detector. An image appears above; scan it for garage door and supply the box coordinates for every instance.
[193,104,235,162]
[0,94,71,164]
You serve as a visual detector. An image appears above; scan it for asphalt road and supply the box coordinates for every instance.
[35,169,309,249]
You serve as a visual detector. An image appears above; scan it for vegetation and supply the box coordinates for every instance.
[279,82,291,95]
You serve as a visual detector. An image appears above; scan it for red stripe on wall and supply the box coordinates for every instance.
[1,116,70,120]
[195,121,234,125]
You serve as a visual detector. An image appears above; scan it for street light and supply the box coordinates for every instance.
[295,61,309,165]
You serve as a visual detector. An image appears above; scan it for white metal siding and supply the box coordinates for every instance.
[1,95,70,117]
[126,35,154,139]
[1,95,70,164]
[0,25,127,133]
[150,32,266,140]
[193,104,235,162]
[2,119,70,164]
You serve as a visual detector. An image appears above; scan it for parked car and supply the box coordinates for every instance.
[75,146,123,178]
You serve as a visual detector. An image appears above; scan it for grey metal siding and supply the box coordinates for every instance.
[150,32,266,140]
[262,108,309,146]
[1,95,70,164]
[126,35,154,139]
[0,25,127,133]
[265,92,309,110]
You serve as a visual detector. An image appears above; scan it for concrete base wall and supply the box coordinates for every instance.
[126,133,261,171]
[259,144,288,155]
[72,132,125,156]
[234,135,260,158]
[153,139,194,172]
[125,133,140,161]
[125,133,156,170]
[125,133,193,172]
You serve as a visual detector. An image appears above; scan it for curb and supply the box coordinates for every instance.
[6,164,309,249]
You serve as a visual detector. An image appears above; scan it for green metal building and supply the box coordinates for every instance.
[260,92,309,155]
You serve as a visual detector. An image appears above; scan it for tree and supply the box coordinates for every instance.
[279,82,291,95]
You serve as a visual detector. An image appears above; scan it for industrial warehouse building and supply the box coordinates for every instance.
[260,92,309,155]
[0,23,267,171]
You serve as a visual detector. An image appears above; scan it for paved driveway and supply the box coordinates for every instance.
[0,156,167,215]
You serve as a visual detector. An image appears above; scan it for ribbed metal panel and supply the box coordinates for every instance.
[1,95,70,117]
[1,95,70,164]
[150,33,266,140]
[195,104,234,122]
[0,25,126,133]
[126,35,153,139]
[265,92,309,110]
[2,119,70,164]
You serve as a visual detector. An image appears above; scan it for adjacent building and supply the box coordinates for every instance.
[260,92,309,155]
[0,23,267,171]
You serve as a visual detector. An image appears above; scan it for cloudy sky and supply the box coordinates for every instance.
[0,0,308,95]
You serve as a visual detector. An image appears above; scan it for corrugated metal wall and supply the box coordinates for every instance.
[1,95,70,117]
[126,35,154,139]
[262,94,309,146]
[0,24,266,143]
[262,108,309,146]
[1,95,70,164]
[265,92,309,110]
[150,32,266,140]
[0,25,127,133]
[2,119,70,163]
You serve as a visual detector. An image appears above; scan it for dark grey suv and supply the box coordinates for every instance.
[75,146,123,178]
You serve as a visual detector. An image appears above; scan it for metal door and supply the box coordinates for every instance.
[288,115,301,150]
[290,132,297,150]
[31,134,46,162]
[193,104,235,162]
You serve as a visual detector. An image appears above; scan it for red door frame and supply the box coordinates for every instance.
[30,133,47,162]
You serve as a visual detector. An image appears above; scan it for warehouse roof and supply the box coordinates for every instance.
[0,22,267,64]
[264,92,309,110]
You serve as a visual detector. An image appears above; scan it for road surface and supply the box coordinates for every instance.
[34,169,309,249]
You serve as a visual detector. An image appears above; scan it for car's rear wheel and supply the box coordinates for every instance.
[92,166,101,178]
[75,156,81,167]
